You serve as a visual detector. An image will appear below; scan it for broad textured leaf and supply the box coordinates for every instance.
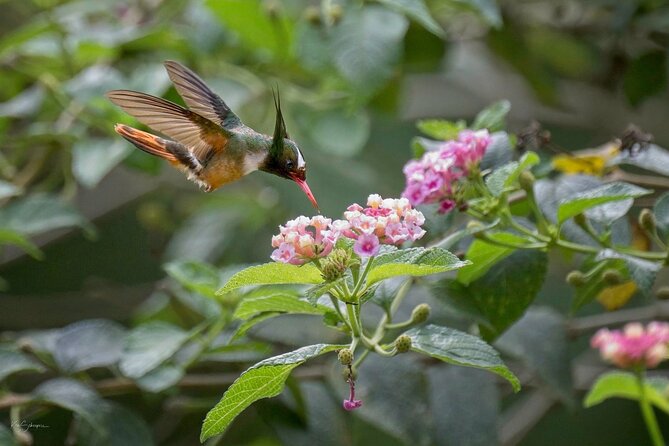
[584,371,669,414]
[200,344,344,441]
[457,232,528,285]
[0,229,43,259]
[496,308,572,403]
[0,348,45,381]
[217,263,322,295]
[54,319,125,373]
[77,402,154,446]
[205,0,293,58]
[416,119,466,140]
[231,312,281,342]
[119,322,189,379]
[617,144,669,177]
[472,100,510,132]
[165,260,222,298]
[33,378,106,430]
[72,139,131,188]
[654,191,669,242]
[557,182,651,223]
[135,365,184,393]
[377,0,444,37]
[0,193,94,237]
[234,293,332,320]
[428,366,499,446]
[480,132,513,170]
[406,324,520,391]
[596,249,659,297]
[331,6,408,94]
[623,51,667,106]
[305,280,340,305]
[367,247,469,285]
[485,151,539,196]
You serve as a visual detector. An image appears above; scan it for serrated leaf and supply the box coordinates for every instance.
[557,182,651,224]
[367,247,469,285]
[0,193,94,237]
[416,120,466,140]
[0,348,45,381]
[165,260,222,299]
[72,138,131,188]
[584,371,669,414]
[616,144,669,177]
[655,191,669,242]
[496,308,572,403]
[54,319,125,373]
[217,263,323,295]
[305,280,340,305]
[457,232,527,285]
[376,0,444,37]
[331,6,408,94]
[485,151,539,196]
[200,344,344,441]
[406,324,520,391]
[231,312,281,342]
[472,100,510,132]
[119,322,189,379]
[135,365,184,393]
[33,378,106,430]
[480,131,514,170]
[234,293,331,320]
[596,249,659,297]
[0,228,43,259]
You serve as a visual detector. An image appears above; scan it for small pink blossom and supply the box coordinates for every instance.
[354,234,380,257]
[591,321,669,369]
[343,377,362,411]
[402,129,491,213]
[270,215,341,265]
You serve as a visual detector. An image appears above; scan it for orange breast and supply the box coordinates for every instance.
[199,154,245,191]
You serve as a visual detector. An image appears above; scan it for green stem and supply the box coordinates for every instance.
[476,232,547,250]
[524,183,550,235]
[329,295,350,329]
[502,210,551,243]
[346,303,360,338]
[635,370,665,446]
[351,256,375,299]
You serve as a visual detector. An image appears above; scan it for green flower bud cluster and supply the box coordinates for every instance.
[394,335,412,353]
[338,348,354,365]
[321,248,358,282]
[411,303,431,323]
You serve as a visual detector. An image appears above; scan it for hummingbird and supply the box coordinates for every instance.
[106,60,318,209]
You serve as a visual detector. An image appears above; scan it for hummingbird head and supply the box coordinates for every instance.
[260,89,319,210]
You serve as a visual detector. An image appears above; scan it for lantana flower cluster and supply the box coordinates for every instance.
[402,129,491,213]
[591,321,669,369]
[270,195,425,264]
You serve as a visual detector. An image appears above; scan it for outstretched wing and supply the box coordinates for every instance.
[164,60,242,129]
[106,90,229,162]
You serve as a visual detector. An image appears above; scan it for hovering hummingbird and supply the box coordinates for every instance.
[106,61,318,209]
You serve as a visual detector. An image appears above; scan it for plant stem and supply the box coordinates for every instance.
[351,256,374,298]
[346,303,360,338]
[635,370,665,446]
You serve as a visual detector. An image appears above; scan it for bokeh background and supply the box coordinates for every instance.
[2,0,669,445]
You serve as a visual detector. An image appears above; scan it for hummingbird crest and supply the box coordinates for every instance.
[271,88,289,156]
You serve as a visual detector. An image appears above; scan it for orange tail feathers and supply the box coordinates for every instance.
[114,124,178,163]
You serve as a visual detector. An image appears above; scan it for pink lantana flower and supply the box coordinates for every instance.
[591,321,669,369]
[402,129,491,213]
[338,194,426,256]
[271,215,341,265]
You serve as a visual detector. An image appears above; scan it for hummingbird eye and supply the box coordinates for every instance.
[286,160,294,169]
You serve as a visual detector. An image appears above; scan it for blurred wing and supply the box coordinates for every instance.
[164,60,242,129]
[106,90,229,161]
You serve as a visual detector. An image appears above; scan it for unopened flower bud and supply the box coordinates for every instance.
[566,270,586,287]
[338,348,353,366]
[518,170,535,192]
[467,220,484,233]
[573,213,587,228]
[602,269,624,285]
[394,335,412,353]
[656,287,669,300]
[411,304,431,323]
[639,209,657,234]
[304,5,321,25]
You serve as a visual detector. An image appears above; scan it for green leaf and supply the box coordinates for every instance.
[457,232,528,285]
[655,191,669,242]
[119,322,189,379]
[496,308,572,403]
[556,182,651,224]
[405,324,520,391]
[53,319,126,373]
[485,151,539,196]
[72,138,131,188]
[331,5,409,94]
[416,119,466,140]
[584,371,669,414]
[217,262,323,295]
[458,0,502,27]
[376,0,444,37]
[33,378,106,430]
[0,86,45,118]
[596,249,659,297]
[231,312,281,342]
[0,348,45,381]
[205,0,293,58]
[77,402,154,446]
[233,292,332,320]
[305,280,340,305]
[624,51,667,107]
[480,132,513,170]
[0,193,95,237]
[617,144,669,181]
[0,181,22,200]
[367,247,469,285]
[135,365,184,393]
[200,344,344,441]
[472,100,510,132]
[165,260,222,299]
[294,105,371,157]
[0,228,43,259]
